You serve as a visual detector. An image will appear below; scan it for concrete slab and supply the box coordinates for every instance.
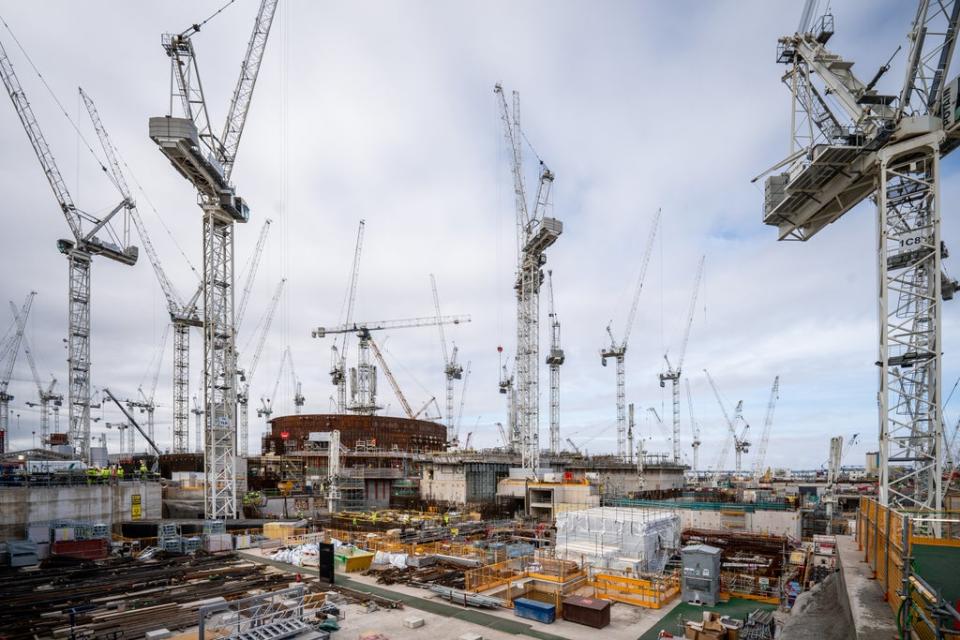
[836,534,897,640]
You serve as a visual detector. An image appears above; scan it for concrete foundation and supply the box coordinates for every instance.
[0,481,162,541]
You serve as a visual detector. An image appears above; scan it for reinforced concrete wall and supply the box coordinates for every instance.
[0,481,162,541]
[678,508,801,538]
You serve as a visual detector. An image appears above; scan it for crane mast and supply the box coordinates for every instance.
[685,379,701,474]
[495,83,563,472]
[760,0,960,519]
[752,376,780,482]
[258,347,289,423]
[80,87,202,455]
[1,36,137,463]
[704,369,739,480]
[602,208,661,461]
[288,349,304,414]
[545,270,564,455]
[149,0,278,518]
[2,293,35,447]
[238,279,285,456]
[659,256,704,464]
[332,221,364,414]
[431,274,463,443]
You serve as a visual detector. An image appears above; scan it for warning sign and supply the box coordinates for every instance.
[131,494,142,520]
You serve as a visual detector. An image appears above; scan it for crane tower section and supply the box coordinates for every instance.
[759,2,960,518]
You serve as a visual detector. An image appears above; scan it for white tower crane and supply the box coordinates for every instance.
[80,87,202,455]
[704,369,750,479]
[191,395,203,454]
[602,208,661,461]
[497,353,517,451]
[236,219,273,333]
[453,361,472,448]
[1,293,35,445]
[545,270,564,455]
[1,38,138,463]
[495,83,563,472]
[685,379,701,474]
[288,349,305,415]
[331,221,364,414]
[149,0,278,519]
[751,376,780,482]
[258,347,289,423]
[238,279,285,456]
[659,256,705,463]
[127,324,171,446]
[312,315,470,416]
[757,0,960,517]
[430,274,463,443]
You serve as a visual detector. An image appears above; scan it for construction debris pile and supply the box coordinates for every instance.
[0,552,296,639]
[363,557,467,589]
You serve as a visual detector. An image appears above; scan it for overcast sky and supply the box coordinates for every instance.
[0,0,956,470]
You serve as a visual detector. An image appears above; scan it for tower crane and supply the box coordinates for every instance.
[238,279,285,456]
[80,87,202,455]
[149,0,278,519]
[331,221,364,414]
[2,293,35,446]
[659,256,705,463]
[191,395,203,454]
[495,422,509,448]
[236,219,273,333]
[685,379,701,474]
[545,270,564,454]
[704,369,750,477]
[288,349,305,415]
[497,350,517,451]
[258,347,289,424]
[495,83,563,472]
[756,0,960,516]
[1,37,138,464]
[565,437,582,456]
[430,274,463,443]
[602,208,661,461]
[312,315,470,416]
[12,296,62,446]
[751,376,780,482]
[453,361,472,448]
[127,324,171,446]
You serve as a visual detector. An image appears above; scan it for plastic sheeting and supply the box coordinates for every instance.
[269,538,342,567]
[373,550,408,569]
[554,506,680,574]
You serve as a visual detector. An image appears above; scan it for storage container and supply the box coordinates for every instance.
[561,595,610,628]
[334,547,374,572]
[513,598,556,624]
[51,538,108,560]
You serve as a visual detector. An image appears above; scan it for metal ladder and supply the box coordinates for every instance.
[232,619,311,640]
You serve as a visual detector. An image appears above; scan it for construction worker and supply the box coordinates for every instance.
[139,459,148,478]
[117,466,125,481]
[86,466,98,485]
[100,466,110,484]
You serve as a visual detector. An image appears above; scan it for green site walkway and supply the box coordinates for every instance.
[636,597,776,640]
[242,552,572,640]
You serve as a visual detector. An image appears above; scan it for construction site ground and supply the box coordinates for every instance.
[243,548,684,639]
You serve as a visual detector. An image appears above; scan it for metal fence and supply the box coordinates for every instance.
[198,585,309,639]
[856,496,960,639]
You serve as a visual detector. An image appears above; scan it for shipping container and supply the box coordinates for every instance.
[561,595,610,628]
[51,539,109,560]
[513,598,556,624]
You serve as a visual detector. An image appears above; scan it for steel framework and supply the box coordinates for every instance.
[495,83,562,471]
[759,1,960,516]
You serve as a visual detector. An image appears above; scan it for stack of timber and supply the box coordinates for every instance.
[0,552,295,639]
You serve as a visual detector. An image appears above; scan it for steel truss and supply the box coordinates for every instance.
[877,135,944,516]
[173,323,190,452]
[67,250,92,462]
[203,210,237,519]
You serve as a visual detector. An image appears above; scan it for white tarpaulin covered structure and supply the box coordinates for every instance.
[554,506,679,574]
